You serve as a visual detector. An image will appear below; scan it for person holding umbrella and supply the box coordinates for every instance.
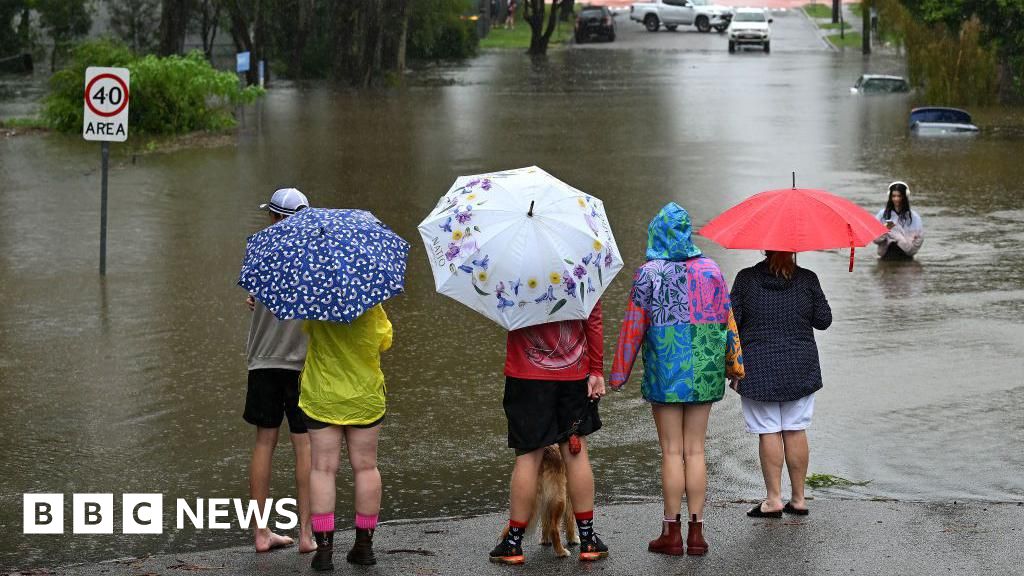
[239,207,410,572]
[417,167,625,565]
[874,181,924,260]
[609,203,745,556]
[729,251,831,517]
[242,188,315,554]
[698,183,883,517]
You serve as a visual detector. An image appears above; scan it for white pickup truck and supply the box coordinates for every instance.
[630,0,733,33]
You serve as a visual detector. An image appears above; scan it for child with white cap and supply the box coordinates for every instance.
[243,188,315,553]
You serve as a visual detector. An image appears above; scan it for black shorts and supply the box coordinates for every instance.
[503,376,601,454]
[303,411,385,430]
[243,369,307,433]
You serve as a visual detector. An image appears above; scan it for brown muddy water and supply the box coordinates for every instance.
[1,26,1023,569]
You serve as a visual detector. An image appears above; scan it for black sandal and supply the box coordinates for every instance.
[746,504,782,518]
[783,503,809,516]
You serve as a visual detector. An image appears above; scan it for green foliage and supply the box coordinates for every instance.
[106,0,161,54]
[803,3,832,19]
[36,0,92,67]
[806,474,872,489]
[880,0,1000,104]
[43,39,263,135]
[408,0,479,59]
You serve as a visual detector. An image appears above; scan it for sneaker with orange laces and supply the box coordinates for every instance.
[489,539,525,565]
[578,533,608,561]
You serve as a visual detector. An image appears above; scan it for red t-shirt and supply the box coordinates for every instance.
[504,300,604,381]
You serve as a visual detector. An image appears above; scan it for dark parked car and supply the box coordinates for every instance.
[576,6,616,43]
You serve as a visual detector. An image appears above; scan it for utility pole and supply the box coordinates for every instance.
[862,0,871,54]
[832,0,839,24]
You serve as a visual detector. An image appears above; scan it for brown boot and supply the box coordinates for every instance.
[346,528,376,565]
[686,514,708,556]
[647,514,684,555]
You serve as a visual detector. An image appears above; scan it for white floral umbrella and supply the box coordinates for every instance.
[418,166,624,330]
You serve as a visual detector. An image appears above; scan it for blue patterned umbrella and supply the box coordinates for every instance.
[239,208,409,322]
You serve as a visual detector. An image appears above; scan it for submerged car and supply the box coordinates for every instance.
[728,8,772,53]
[576,5,616,43]
[909,107,979,135]
[851,74,910,94]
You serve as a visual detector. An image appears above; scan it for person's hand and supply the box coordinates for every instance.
[886,221,895,230]
[246,294,256,311]
[588,374,606,399]
[728,377,740,393]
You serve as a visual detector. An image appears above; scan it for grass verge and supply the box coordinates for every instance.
[827,31,863,48]
[480,8,577,49]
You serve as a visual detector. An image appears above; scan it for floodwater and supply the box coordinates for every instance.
[1,12,1023,569]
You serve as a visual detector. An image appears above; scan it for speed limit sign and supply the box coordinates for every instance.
[83,66,130,142]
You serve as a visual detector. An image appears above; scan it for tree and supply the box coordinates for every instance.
[158,0,194,55]
[862,0,871,54]
[192,0,222,59]
[36,0,92,71]
[107,0,161,53]
[523,0,564,55]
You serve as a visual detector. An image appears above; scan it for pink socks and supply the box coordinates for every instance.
[355,513,379,530]
[311,513,334,533]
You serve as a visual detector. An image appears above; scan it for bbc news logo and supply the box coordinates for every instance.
[23,494,298,534]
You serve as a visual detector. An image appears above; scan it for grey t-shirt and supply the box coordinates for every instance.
[246,301,308,371]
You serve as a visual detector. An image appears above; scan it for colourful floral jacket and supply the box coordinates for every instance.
[610,203,744,403]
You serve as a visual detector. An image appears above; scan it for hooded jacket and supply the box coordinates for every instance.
[610,203,744,403]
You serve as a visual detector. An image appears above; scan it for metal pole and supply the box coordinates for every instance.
[100,141,109,276]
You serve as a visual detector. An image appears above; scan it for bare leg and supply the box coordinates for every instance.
[559,437,594,515]
[682,404,712,521]
[758,432,785,513]
[782,430,809,510]
[309,427,343,517]
[251,427,294,551]
[652,404,685,520]
[509,449,543,523]
[344,425,382,517]
[291,432,316,552]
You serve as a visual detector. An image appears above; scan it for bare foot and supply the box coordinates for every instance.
[255,529,294,553]
[760,500,784,513]
[298,531,317,554]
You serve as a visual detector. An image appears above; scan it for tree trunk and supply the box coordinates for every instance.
[525,0,545,54]
[292,0,313,78]
[224,0,257,84]
[158,0,193,56]
[831,0,839,24]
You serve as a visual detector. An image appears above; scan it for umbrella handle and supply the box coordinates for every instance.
[528,200,535,217]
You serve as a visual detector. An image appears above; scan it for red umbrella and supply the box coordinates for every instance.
[698,187,888,271]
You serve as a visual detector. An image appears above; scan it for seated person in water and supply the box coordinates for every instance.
[874,181,924,260]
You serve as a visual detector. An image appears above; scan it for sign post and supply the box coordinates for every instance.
[83,66,130,276]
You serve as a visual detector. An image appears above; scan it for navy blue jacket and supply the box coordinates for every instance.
[729,261,832,403]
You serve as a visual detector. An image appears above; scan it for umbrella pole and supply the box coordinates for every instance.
[848,223,855,272]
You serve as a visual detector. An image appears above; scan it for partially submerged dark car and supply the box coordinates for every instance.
[576,5,616,43]
[909,107,979,136]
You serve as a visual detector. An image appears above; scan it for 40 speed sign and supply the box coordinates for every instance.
[83,67,130,142]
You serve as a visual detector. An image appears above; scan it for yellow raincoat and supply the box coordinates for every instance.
[299,304,393,426]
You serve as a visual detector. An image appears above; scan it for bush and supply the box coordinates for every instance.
[407,0,478,60]
[43,39,263,135]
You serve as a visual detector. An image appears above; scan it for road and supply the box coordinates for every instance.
[574,7,831,53]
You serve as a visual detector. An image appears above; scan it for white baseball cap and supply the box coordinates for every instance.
[260,188,309,216]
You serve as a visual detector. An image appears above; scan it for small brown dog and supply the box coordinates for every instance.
[500,445,580,557]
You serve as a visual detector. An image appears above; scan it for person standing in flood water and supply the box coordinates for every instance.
[303,304,393,572]
[242,188,316,554]
[489,300,609,565]
[874,181,924,260]
[610,203,745,556]
[729,251,831,518]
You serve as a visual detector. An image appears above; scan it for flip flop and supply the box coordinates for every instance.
[746,504,783,518]
[783,503,809,516]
